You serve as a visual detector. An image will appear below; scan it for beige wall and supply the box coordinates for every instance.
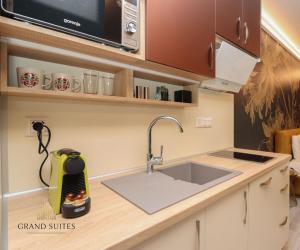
[5,55,234,193]
[5,88,233,193]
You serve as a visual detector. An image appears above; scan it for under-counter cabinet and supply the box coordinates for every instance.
[133,188,248,250]
[205,188,248,250]
[146,0,215,77]
[132,164,289,250]
[216,0,261,57]
[132,212,205,250]
[248,165,289,250]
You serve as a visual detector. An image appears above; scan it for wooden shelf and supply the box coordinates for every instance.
[1,86,196,108]
[0,16,144,64]
[0,19,199,109]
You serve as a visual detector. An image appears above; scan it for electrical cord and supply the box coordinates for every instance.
[32,122,51,187]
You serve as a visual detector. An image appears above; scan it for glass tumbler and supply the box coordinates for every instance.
[83,71,99,94]
[102,74,115,96]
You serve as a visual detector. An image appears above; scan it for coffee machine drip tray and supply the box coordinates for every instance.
[209,150,274,163]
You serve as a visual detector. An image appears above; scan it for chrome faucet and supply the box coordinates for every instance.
[147,115,184,174]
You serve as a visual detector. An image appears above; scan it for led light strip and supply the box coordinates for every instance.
[261,9,300,60]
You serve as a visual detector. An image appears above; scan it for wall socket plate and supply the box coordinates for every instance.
[196,117,213,128]
[26,117,49,137]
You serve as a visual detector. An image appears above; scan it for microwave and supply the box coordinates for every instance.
[0,0,140,52]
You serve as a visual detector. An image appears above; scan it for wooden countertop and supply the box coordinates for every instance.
[7,148,291,250]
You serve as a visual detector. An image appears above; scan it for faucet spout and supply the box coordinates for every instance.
[147,116,184,174]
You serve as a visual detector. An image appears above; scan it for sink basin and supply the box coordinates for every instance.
[159,162,240,186]
[103,162,241,214]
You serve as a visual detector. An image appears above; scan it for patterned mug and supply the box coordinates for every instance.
[52,73,81,93]
[17,67,51,89]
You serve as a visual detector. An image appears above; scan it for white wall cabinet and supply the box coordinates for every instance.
[133,164,289,250]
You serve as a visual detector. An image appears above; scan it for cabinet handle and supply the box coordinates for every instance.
[196,220,200,250]
[260,177,272,187]
[279,216,288,227]
[243,191,248,225]
[280,184,289,193]
[280,166,289,173]
[244,22,249,44]
[236,17,241,40]
[208,43,214,70]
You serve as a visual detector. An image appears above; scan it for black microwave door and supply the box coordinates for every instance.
[2,0,122,44]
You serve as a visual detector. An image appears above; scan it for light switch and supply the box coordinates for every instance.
[196,117,212,128]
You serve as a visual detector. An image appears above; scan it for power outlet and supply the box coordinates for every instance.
[26,117,49,137]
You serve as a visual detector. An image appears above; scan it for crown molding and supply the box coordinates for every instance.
[261,9,300,60]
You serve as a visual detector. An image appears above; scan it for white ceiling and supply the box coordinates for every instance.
[262,0,300,55]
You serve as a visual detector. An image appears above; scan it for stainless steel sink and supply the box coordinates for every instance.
[159,162,241,187]
[103,162,241,214]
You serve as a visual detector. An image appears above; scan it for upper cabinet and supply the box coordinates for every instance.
[216,0,261,58]
[242,0,261,57]
[146,0,215,77]
[216,0,244,48]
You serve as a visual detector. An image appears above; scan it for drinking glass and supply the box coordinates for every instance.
[83,71,99,94]
[102,73,115,96]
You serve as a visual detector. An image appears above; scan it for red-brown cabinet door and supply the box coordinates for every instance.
[146,0,215,77]
[242,0,261,57]
[216,0,243,47]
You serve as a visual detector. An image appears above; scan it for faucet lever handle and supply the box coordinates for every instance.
[160,145,164,158]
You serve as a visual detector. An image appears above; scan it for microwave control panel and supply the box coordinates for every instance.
[122,0,139,51]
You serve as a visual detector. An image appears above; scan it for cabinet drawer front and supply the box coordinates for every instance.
[274,165,289,249]
[278,215,289,248]
[252,165,289,189]
[275,165,289,185]
[276,169,289,249]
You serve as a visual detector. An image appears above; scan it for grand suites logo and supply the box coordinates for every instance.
[17,202,76,234]
[17,222,75,231]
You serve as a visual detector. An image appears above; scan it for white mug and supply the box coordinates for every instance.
[52,73,81,93]
[17,67,51,89]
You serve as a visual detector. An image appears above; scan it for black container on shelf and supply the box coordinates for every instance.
[174,90,192,103]
[160,86,169,101]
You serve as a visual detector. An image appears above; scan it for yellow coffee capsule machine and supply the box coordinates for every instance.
[49,148,91,218]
